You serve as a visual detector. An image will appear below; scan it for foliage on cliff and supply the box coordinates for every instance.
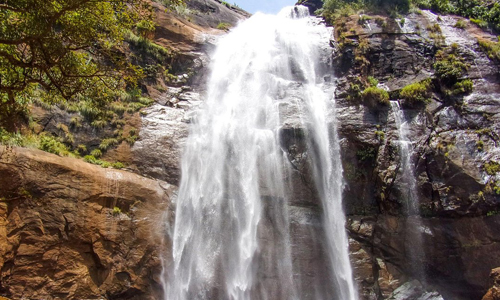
[0,0,153,121]
[0,0,185,167]
[320,0,500,31]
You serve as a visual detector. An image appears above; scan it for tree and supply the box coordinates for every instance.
[0,0,157,123]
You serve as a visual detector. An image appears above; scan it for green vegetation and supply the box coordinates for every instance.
[434,56,467,84]
[39,134,73,156]
[451,79,473,95]
[375,130,385,141]
[0,0,160,125]
[367,76,379,87]
[433,47,471,93]
[484,161,500,176]
[0,0,181,167]
[427,25,445,45]
[356,146,377,162]
[84,155,125,169]
[400,79,432,105]
[487,210,499,217]
[412,0,500,31]
[217,22,232,31]
[476,140,484,151]
[322,0,411,23]
[322,0,500,32]
[478,38,500,62]
[347,83,363,101]
[112,206,122,216]
[362,86,390,106]
[454,19,467,29]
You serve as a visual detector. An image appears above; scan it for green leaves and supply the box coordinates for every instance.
[0,0,157,124]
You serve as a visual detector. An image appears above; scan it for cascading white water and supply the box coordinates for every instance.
[390,101,419,213]
[390,101,426,281]
[163,6,356,300]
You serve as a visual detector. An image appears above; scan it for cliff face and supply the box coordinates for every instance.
[0,146,174,299]
[332,11,500,299]
[1,2,500,300]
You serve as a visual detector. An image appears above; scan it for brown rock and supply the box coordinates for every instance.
[483,268,500,300]
[0,146,175,300]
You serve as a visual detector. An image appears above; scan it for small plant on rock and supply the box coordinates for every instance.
[217,22,232,31]
[112,206,122,216]
[400,79,432,106]
[362,86,390,106]
[454,19,467,29]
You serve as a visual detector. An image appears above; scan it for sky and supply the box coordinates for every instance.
[233,0,298,14]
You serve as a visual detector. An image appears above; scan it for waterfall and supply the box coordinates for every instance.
[163,6,356,300]
[390,101,426,281]
[390,101,419,213]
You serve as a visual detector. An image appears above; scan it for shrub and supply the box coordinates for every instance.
[476,140,484,151]
[347,83,362,101]
[77,144,87,154]
[400,79,432,105]
[362,86,390,106]
[112,162,125,169]
[84,155,99,164]
[433,54,468,86]
[478,38,500,62]
[112,206,122,216]
[367,76,379,87]
[91,119,108,129]
[90,149,103,158]
[99,138,119,150]
[217,22,231,31]
[451,79,473,95]
[427,23,442,33]
[454,19,467,29]
[470,18,488,28]
[39,134,71,156]
[485,161,500,175]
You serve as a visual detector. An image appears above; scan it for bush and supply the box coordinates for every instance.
[400,79,432,105]
[362,86,390,106]
[433,54,468,86]
[39,134,71,156]
[112,206,122,216]
[484,161,500,175]
[478,38,500,62]
[454,19,467,29]
[367,76,379,87]
[451,79,473,95]
[90,149,103,158]
[217,22,231,31]
[112,162,125,169]
[346,83,362,101]
[99,138,119,150]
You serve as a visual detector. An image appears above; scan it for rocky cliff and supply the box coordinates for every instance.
[1,1,500,299]
[0,146,174,299]
[332,10,500,300]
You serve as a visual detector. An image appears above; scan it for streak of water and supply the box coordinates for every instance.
[391,101,426,282]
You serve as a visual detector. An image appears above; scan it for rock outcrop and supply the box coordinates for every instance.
[483,267,500,300]
[0,146,175,299]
